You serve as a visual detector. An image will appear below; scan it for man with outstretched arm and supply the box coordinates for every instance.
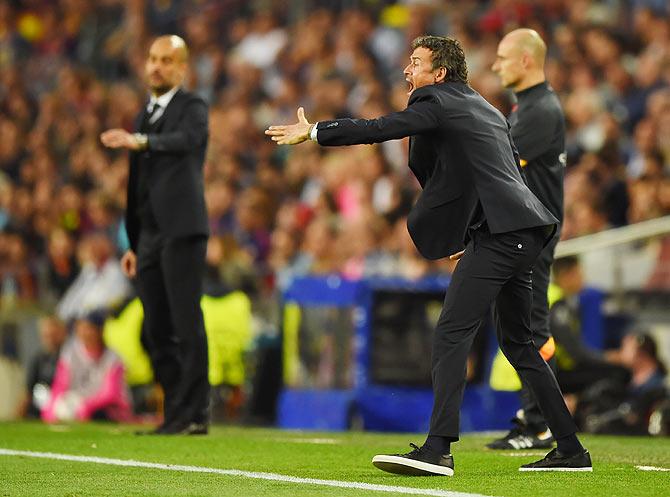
[266,35,591,475]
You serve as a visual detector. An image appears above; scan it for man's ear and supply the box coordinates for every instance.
[435,66,448,83]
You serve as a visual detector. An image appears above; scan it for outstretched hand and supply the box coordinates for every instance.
[265,107,313,145]
[100,129,141,150]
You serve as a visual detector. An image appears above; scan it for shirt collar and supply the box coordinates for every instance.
[148,85,180,110]
[515,81,549,100]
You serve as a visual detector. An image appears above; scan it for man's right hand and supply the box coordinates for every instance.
[265,107,313,145]
[100,129,143,150]
[121,250,137,278]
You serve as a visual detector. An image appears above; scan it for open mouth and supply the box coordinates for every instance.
[406,79,414,95]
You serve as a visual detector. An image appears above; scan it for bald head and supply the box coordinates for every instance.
[145,35,189,95]
[153,35,189,63]
[502,29,546,67]
[492,28,547,92]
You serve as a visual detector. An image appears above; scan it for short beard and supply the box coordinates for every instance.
[150,84,173,96]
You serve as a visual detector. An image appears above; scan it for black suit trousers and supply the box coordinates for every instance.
[429,225,577,440]
[518,232,560,431]
[136,228,209,426]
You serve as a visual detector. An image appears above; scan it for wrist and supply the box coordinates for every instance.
[133,133,148,150]
[308,123,318,141]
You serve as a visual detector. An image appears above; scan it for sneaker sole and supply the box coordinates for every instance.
[519,467,593,472]
[371,455,454,476]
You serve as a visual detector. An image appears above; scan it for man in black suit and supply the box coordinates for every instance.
[266,35,590,474]
[101,35,209,435]
[487,28,566,450]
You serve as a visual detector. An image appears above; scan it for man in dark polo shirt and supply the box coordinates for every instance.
[489,28,566,450]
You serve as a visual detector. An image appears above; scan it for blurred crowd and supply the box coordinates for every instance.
[1,0,670,313]
[1,0,670,431]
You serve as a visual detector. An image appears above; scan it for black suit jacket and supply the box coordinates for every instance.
[126,89,209,251]
[315,82,558,260]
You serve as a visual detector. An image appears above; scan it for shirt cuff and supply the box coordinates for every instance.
[310,122,319,141]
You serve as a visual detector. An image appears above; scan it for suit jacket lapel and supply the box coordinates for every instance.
[135,98,154,132]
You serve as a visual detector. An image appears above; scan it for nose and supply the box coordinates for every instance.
[403,63,411,75]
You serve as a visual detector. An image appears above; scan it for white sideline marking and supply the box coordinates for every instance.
[272,437,341,445]
[0,448,495,497]
[636,466,670,472]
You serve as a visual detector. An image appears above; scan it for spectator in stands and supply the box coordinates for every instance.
[627,119,659,178]
[56,231,131,323]
[18,316,67,418]
[268,227,301,292]
[549,256,629,403]
[629,174,665,224]
[576,331,668,434]
[205,178,236,237]
[340,212,389,280]
[658,175,670,215]
[619,332,667,396]
[40,228,79,304]
[41,310,132,423]
[233,186,273,265]
[293,215,340,276]
[0,230,37,306]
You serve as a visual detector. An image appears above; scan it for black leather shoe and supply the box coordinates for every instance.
[175,422,208,435]
[135,421,208,436]
[372,443,454,476]
[519,448,592,472]
[135,423,172,436]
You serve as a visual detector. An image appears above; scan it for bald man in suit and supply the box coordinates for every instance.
[101,35,210,435]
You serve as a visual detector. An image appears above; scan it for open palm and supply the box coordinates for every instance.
[265,107,313,145]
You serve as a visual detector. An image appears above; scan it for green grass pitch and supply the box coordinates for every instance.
[0,422,668,497]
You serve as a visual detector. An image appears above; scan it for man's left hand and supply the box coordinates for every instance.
[265,107,313,145]
[100,129,141,150]
[449,250,465,260]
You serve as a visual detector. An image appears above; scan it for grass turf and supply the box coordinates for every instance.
[0,422,668,497]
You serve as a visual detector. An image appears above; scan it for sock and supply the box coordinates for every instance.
[556,434,584,456]
[424,435,452,455]
[528,423,548,435]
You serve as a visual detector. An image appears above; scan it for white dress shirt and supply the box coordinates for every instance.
[147,85,180,124]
